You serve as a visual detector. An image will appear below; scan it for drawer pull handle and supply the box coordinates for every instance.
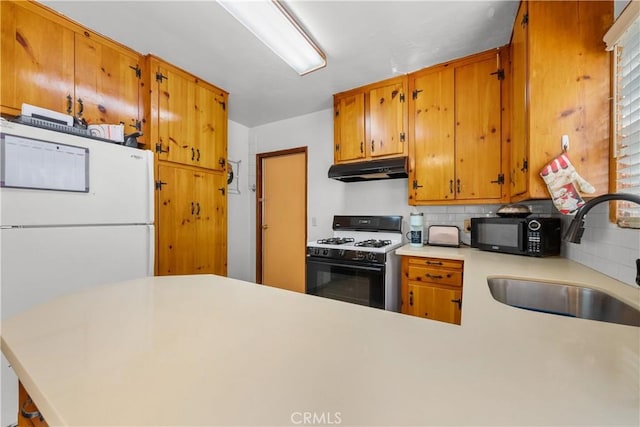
[21,398,41,420]
[425,273,444,280]
[425,261,443,266]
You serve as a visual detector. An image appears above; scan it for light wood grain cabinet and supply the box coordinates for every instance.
[0,0,143,130]
[509,0,612,201]
[333,76,407,163]
[401,256,463,325]
[408,48,509,205]
[148,56,228,277]
[147,56,227,171]
[156,164,227,275]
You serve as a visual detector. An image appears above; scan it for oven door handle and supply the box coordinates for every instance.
[307,259,384,272]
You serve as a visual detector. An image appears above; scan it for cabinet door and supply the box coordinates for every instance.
[194,84,227,171]
[193,170,227,275]
[74,32,141,130]
[369,81,406,158]
[334,93,366,162]
[411,68,455,201]
[156,164,197,275]
[454,55,503,200]
[156,64,197,165]
[406,283,462,325]
[0,1,75,116]
[510,1,529,197]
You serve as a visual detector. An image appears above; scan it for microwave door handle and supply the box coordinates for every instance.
[517,222,526,252]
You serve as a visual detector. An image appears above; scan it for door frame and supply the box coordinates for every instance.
[256,147,308,284]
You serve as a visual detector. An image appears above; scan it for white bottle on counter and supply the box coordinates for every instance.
[409,212,424,247]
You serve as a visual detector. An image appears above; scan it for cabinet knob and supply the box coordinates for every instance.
[451,298,462,310]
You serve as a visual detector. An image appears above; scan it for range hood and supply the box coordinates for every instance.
[328,157,408,182]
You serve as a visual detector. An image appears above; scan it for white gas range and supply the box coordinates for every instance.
[305,215,404,311]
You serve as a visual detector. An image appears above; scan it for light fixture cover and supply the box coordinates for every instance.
[217,0,326,75]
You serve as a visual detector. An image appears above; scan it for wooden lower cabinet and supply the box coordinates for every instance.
[18,382,48,427]
[156,163,227,276]
[401,256,463,325]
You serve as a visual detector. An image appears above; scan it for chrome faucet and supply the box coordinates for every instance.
[563,193,640,244]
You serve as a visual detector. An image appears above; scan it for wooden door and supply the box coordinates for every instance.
[193,170,227,275]
[0,1,75,116]
[156,164,197,275]
[406,283,462,325]
[156,62,197,165]
[194,84,227,171]
[510,1,529,197]
[411,68,455,202]
[334,93,365,162]
[258,149,307,293]
[369,80,406,158]
[454,54,503,200]
[74,32,141,130]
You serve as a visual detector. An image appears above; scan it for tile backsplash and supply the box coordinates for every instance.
[414,201,639,287]
[561,202,639,287]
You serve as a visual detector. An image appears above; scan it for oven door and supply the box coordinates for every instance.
[306,256,385,309]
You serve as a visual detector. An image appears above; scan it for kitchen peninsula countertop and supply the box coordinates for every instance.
[2,247,639,426]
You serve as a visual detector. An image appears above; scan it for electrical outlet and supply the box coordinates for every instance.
[463,219,471,233]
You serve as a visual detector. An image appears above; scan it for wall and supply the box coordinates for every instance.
[226,120,252,282]
[228,108,639,287]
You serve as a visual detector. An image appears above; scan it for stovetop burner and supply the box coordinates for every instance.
[354,239,392,248]
[316,237,355,245]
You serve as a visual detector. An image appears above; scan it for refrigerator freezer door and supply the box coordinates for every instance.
[0,122,154,227]
[0,224,154,426]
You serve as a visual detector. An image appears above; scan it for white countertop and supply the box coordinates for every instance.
[2,247,639,426]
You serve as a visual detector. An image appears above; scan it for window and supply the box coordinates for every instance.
[606,1,640,228]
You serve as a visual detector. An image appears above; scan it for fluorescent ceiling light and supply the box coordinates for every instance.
[217,0,326,75]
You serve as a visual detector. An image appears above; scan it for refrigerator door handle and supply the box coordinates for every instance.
[146,152,155,222]
[146,224,155,276]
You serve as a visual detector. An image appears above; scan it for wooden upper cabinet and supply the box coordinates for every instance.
[333,75,407,164]
[148,56,228,171]
[411,67,455,201]
[0,1,75,116]
[1,1,143,128]
[369,79,406,158]
[73,31,142,131]
[409,48,508,205]
[334,93,365,162]
[509,0,613,201]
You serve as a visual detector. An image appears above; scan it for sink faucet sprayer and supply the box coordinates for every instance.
[563,193,640,286]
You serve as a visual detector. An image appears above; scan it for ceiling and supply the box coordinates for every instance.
[41,0,520,128]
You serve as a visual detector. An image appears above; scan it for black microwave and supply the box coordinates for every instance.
[470,217,561,257]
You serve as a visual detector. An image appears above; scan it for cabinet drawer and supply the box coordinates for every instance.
[407,257,463,270]
[407,266,462,286]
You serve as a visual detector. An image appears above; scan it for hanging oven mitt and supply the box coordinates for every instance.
[539,153,595,214]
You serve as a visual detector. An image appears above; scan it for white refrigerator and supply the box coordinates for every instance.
[0,120,154,426]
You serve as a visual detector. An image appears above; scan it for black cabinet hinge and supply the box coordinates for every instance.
[490,69,505,80]
[412,89,423,100]
[400,132,406,142]
[491,173,505,185]
[155,180,167,190]
[218,100,226,111]
[335,144,340,152]
[399,93,405,103]
[335,109,340,117]
[129,65,141,78]
[522,12,529,26]
[155,143,169,154]
[413,180,423,190]
[522,159,528,172]
[155,72,168,82]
